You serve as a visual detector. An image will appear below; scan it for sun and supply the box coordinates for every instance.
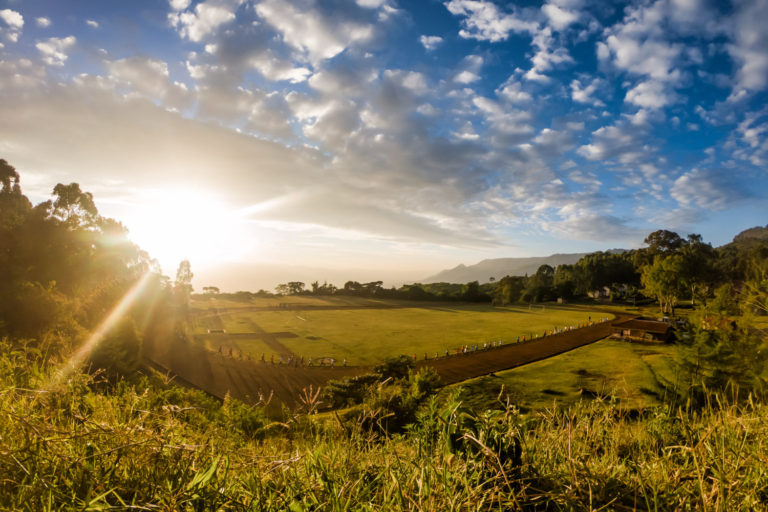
[123,187,254,275]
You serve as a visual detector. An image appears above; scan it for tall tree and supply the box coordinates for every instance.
[174,260,193,311]
[679,234,716,305]
[51,182,99,227]
[644,229,683,255]
[641,254,684,315]
[0,158,21,194]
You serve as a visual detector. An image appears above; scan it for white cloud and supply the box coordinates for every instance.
[86,19,99,28]
[671,168,740,210]
[472,96,533,136]
[384,69,428,94]
[36,36,76,66]
[444,0,537,42]
[525,26,573,81]
[604,35,682,82]
[169,0,192,10]
[356,0,388,8]
[542,3,579,31]
[570,77,605,106]
[578,118,650,164]
[36,17,51,28]
[0,9,23,29]
[419,35,443,51]
[542,211,639,242]
[242,49,312,83]
[108,56,192,110]
[255,0,374,63]
[625,80,676,109]
[169,0,243,43]
[0,8,23,43]
[727,0,768,96]
[497,79,532,104]
[454,70,480,84]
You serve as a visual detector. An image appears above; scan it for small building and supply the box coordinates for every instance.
[207,328,227,334]
[610,318,673,343]
[588,286,611,299]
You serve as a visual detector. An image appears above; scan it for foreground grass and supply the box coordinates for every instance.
[2,338,768,511]
[192,301,609,365]
[456,338,681,411]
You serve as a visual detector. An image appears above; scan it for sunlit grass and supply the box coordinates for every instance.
[3,339,767,511]
[193,301,609,364]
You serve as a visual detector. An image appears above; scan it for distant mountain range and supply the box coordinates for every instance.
[422,253,592,284]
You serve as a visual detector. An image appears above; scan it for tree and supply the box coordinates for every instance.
[679,284,767,399]
[51,182,99,227]
[493,275,526,305]
[523,264,555,302]
[461,281,481,301]
[287,281,305,295]
[641,254,684,315]
[0,158,21,194]
[679,234,716,305]
[644,229,683,255]
[174,259,193,310]
[274,283,290,296]
[554,264,577,300]
[342,281,363,295]
[202,286,220,295]
[363,281,384,295]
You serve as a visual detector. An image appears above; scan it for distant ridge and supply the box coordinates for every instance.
[731,224,768,244]
[423,253,590,284]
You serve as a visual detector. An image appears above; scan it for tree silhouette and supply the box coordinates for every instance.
[174,259,193,311]
[52,182,98,227]
[0,159,21,194]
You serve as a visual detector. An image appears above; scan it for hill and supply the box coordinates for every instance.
[732,224,768,244]
[423,253,589,284]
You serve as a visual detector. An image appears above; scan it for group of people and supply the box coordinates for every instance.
[217,347,350,368]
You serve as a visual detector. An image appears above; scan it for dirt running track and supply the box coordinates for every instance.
[144,314,630,408]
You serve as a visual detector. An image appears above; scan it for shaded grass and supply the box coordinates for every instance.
[455,338,680,411]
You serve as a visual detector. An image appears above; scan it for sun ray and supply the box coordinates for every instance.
[46,271,154,390]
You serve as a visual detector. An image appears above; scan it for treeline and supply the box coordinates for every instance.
[226,227,766,311]
[203,279,495,303]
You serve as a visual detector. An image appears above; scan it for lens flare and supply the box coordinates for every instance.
[47,271,153,389]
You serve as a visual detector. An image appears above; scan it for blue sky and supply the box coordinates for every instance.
[1,0,767,289]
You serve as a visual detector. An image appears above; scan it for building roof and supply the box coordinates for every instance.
[612,318,672,334]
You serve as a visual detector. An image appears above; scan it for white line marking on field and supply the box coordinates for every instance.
[296,316,307,321]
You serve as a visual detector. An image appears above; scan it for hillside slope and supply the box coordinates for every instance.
[423,253,589,284]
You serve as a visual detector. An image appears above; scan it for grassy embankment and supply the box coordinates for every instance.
[2,334,767,510]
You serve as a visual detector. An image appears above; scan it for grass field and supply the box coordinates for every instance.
[190,298,612,365]
[453,338,680,412]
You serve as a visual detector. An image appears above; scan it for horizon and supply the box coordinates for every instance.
[1,0,767,291]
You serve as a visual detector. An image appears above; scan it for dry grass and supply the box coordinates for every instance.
[2,336,768,511]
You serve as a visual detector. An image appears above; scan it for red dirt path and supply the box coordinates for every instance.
[144,313,629,408]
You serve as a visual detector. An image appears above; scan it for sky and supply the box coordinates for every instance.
[0,0,767,291]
